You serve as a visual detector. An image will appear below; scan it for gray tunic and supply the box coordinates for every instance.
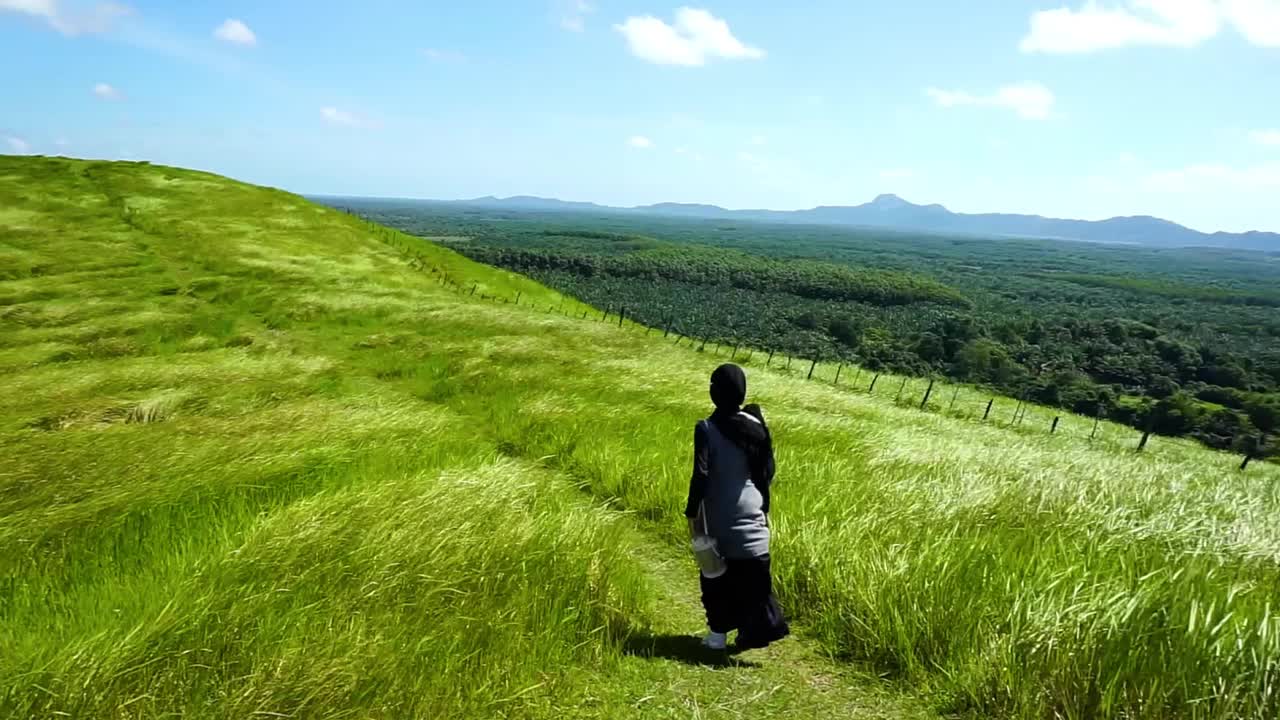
[686,415,770,559]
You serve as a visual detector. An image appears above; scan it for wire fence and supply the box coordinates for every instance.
[367,219,1271,472]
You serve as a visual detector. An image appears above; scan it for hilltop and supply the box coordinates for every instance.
[5,157,1280,719]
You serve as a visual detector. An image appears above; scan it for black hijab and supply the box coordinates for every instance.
[708,364,775,496]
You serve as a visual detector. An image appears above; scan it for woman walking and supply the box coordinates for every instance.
[686,363,790,651]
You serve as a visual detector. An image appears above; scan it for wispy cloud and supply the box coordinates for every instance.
[0,0,130,36]
[558,0,593,32]
[879,168,914,179]
[93,82,122,100]
[1143,162,1280,192]
[321,106,378,129]
[1021,0,1280,54]
[737,151,765,168]
[926,82,1055,120]
[422,47,466,62]
[213,18,256,46]
[627,135,654,149]
[1251,129,1280,147]
[749,134,767,146]
[7,3,260,81]
[615,7,764,66]
[4,135,31,154]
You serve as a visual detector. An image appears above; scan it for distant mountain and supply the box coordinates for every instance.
[450,194,1280,251]
[462,195,608,212]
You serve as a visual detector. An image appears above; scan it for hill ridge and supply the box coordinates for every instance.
[401,193,1279,250]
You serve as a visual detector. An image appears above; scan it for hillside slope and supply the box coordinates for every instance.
[5,157,1280,719]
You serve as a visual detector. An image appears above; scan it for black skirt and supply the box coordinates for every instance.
[699,553,790,648]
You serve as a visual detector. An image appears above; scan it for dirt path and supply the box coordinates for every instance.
[571,524,939,719]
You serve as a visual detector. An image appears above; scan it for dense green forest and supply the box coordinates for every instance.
[327,198,1280,457]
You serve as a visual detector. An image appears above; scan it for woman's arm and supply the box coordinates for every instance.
[684,422,710,535]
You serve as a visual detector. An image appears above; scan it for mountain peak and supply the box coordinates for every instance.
[869,193,913,209]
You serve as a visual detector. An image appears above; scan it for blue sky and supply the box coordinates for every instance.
[3,0,1279,232]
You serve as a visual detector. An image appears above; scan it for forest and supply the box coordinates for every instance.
[327,198,1280,457]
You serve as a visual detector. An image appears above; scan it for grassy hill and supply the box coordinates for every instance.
[3,156,1280,719]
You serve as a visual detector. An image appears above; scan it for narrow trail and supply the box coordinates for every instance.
[571,516,939,719]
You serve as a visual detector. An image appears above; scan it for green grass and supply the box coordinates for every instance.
[3,156,1280,719]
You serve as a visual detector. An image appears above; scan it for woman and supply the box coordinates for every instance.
[685,363,790,651]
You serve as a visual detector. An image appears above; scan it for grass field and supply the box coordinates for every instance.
[4,156,1280,719]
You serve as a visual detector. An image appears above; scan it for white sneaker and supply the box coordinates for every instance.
[701,631,728,650]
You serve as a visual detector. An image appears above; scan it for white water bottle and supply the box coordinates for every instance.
[692,535,727,578]
[691,502,726,579]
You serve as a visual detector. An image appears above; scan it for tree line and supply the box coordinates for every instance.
[336,201,1280,459]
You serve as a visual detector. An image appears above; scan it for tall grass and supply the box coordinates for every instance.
[5,156,1280,718]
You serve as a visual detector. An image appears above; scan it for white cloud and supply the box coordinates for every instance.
[750,134,766,146]
[213,18,256,46]
[627,135,654,149]
[320,106,379,129]
[4,135,31,154]
[559,0,593,32]
[1021,0,1280,54]
[615,7,764,66]
[0,0,129,36]
[926,82,1055,120]
[737,151,765,167]
[1224,0,1280,45]
[880,168,915,179]
[1250,129,1280,146]
[93,82,121,100]
[422,47,466,62]
[1142,162,1280,192]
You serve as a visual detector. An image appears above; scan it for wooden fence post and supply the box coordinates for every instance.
[1051,417,1060,434]
[731,344,739,360]
[948,386,960,413]
[602,305,610,322]
[766,349,775,366]
[1091,409,1101,442]
[920,379,935,410]
[698,338,707,352]
[983,399,994,421]
[869,373,880,392]
[807,358,818,380]
[786,356,792,370]
[470,283,477,296]
[618,307,625,328]
[834,364,843,385]
[515,291,521,306]
[895,377,908,402]
[852,368,862,387]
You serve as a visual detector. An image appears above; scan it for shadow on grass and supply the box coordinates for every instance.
[622,632,761,669]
